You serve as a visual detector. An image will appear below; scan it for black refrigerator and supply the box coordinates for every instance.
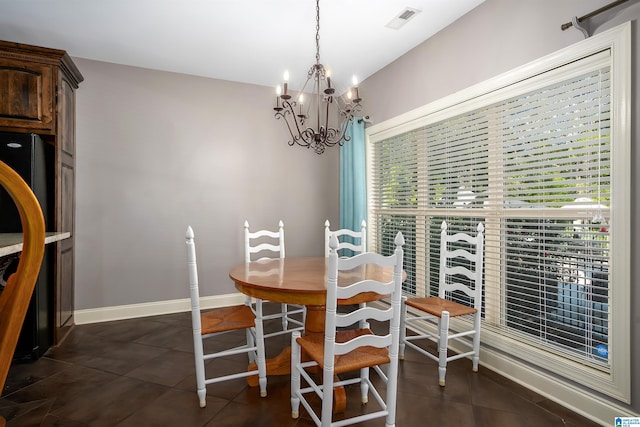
[0,132,55,361]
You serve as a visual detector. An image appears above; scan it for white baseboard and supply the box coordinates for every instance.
[73,293,246,324]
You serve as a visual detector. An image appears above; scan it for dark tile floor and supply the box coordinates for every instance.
[1,305,602,426]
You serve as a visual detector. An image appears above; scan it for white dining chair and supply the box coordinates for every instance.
[399,220,485,386]
[185,226,267,407]
[324,219,367,327]
[244,220,305,337]
[291,231,405,426]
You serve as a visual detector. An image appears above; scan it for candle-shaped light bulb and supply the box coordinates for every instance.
[326,69,332,88]
[283,70,289,95]
[352,75,360,100]
[347,90,352,100]
[275,85,282,109]
[298,94,304,115]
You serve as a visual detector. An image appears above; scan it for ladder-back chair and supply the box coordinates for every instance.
[291,232,405,426]
[399,220,485,386]
[186,226,267,408]
[244,220,304,336]
[324,219,367,327]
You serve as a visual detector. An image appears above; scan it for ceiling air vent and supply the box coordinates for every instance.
[385,7,421,30]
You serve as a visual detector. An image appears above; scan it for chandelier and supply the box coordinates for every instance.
[273,0,363,155]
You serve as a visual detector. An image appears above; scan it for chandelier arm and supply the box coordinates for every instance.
[283,99,318,149]
[325,127,343,148]
[278,100,309,147]
[323,98,332,145]
[337,127,350,145]
[283,99,303,129]
[315,78,322,138]
[275,108,300,147]
[299,128,316,148]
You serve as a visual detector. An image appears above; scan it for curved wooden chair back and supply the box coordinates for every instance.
[0,160,45,420]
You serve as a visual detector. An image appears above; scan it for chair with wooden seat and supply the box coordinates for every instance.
[291,232,405,427]
[324,219,367,327]
[399,220,485,387]
[185,226,267,408]
[244,220,305,336]
[0,161,46,427]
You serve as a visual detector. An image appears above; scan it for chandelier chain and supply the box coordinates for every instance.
[315,0,320,64]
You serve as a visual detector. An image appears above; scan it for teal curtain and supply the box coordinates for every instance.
[340,119,367,237]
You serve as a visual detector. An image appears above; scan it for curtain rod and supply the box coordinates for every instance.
[561,0,630,30]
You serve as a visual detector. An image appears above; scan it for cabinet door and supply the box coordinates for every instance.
[54,74,75,343]
[0,58,55,131]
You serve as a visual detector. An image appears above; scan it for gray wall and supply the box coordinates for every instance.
[360,0,639,414]
[74,59,339,309]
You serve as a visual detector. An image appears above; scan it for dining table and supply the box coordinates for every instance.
[228,255,403,413]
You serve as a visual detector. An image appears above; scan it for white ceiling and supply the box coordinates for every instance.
[0,0,484,91]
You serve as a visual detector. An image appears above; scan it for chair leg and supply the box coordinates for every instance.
[246,328,256,365]
[247,299,258,364]
[399,296,407,360]
[358,320,371,403]
[360,367,370,404]
[385,355,400,427]
[358,303,367,329]
[290,331,301,419]
[245,297,257,366]
[254,301,268,397]
[321,351,336,425]
[472,313,481,373]
[281,303,289,330]
[192,332,207,408]
[438,311,450,387]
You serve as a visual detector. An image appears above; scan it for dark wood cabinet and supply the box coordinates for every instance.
[0,58,54,131]
[0,40,83,345]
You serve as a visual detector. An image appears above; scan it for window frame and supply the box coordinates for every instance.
[366,23,631,403]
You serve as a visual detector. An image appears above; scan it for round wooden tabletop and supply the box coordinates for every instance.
[228,256,397,306]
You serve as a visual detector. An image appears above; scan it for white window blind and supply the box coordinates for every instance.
[371,64,611,361]
[498,66,611,367]
[367,26,630,404]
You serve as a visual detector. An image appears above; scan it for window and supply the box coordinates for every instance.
[366,24,630,403]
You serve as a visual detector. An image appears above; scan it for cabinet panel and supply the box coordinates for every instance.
[0,58,54,131]
[56,239,74,340]
[58,77,75,156]
[59,162,74,239]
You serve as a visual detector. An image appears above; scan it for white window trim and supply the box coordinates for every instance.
[366,22,631,421]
